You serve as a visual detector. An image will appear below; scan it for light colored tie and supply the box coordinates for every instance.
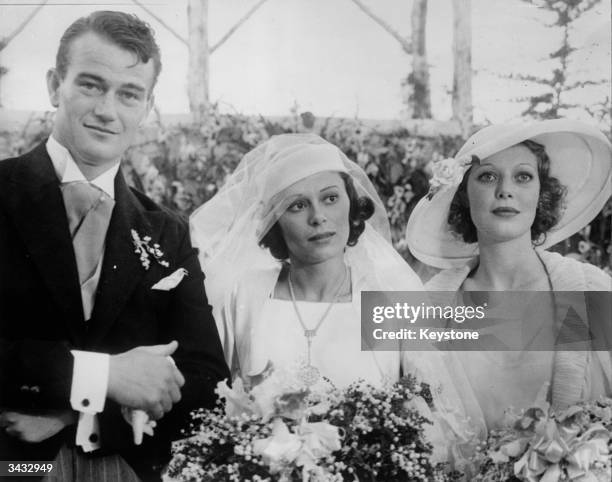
[61,182,115,320]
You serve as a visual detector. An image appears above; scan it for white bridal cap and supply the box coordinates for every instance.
[190,133,404,309]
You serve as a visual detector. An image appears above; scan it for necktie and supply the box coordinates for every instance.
[61,182,115,320]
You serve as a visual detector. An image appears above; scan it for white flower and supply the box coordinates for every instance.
[578,240,591,254]
[250,368,309,422]
[216,378,259,418]
[297,420,342,459]
[252,419,302,470]
[426,154,472,200]
[131,229,171,270]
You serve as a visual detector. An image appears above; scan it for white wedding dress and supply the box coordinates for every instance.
[189,134,477,469]
[257,298,399,388]
[216,265,402,385]
[214,264,477,468]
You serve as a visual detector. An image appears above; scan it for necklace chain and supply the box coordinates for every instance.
[288,265,348,383]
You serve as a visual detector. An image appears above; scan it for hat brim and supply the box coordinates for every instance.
[406,120,612,269]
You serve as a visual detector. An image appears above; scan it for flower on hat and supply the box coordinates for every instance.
[426,154,472,200]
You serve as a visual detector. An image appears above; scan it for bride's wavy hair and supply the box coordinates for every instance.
[260,173,375,260]
[448,139,567,245]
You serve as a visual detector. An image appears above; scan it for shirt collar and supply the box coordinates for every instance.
[46,136,120,199]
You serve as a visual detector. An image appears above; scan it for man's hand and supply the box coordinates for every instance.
[0,410,76,443]
[107,341,184,420]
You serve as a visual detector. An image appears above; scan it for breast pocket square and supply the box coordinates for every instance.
[151,268,188,291]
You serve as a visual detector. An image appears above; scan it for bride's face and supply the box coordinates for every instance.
[277,171,350,266]
[467,144,540,245]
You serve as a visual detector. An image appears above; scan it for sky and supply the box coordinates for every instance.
[0,0,610,123]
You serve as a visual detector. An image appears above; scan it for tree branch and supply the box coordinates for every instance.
[506,73,551,85]
[565,79,608,90]
[210,0,269,53]
[131,0,188,46]
[350,0,412,54]
[0,1,48,52]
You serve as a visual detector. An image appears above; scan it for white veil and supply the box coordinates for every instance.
[190,133,422,309]
[189,133,481,467]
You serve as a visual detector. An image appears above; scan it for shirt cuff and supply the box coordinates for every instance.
[75,413,101,452]
[70,350,109,414]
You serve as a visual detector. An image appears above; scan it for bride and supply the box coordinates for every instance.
[191,133,424,384]
[190,133,471,462]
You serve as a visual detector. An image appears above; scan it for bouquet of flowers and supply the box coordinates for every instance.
[166,368,449,481]
[472,397,612,481]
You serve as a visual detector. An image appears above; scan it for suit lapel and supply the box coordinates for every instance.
[5,142,85,343]
[88,172,165,347]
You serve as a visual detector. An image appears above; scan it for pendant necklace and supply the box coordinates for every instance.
[288,265,348,386]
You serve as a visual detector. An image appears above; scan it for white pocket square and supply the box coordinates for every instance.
[151,268,188,291]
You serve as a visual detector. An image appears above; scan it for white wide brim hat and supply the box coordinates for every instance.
[406,119,612,269]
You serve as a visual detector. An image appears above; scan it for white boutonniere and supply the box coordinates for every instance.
[131,229,170,270]
[426,154,473,200]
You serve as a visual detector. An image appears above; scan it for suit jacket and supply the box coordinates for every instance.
[0,141,230,480]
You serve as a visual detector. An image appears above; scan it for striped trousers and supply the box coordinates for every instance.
[43,445,141,482]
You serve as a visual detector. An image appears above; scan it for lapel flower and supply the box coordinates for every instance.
[131,229,170,270]
[426,154,473,200]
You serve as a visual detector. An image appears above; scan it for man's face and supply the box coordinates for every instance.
[47,32,155,169]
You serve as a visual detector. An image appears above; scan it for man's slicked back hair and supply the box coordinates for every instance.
[55,11,162,89]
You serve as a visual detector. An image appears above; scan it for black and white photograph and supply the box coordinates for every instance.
[0,1,610,481]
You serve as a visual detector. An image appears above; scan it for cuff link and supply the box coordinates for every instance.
[19,385,40,393]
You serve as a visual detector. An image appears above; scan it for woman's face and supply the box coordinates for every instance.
[277,171,350,266]
[467,144,540,244]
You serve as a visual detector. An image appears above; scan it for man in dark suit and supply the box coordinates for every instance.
[0,11,229,481]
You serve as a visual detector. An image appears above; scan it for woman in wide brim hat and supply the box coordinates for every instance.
[406,119,612,432]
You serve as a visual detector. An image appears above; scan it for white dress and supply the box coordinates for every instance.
[425,250,612,434]
[217,265,476,467]
[257,298,399,387]
[217,265,406,384]
[449,290,557,430]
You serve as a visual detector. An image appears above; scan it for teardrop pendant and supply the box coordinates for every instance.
[298,364,320,386]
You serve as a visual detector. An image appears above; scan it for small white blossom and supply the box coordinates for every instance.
[131,229,171,270]
[426,154,472,200]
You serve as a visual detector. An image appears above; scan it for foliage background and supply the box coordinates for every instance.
[0,108,610,275]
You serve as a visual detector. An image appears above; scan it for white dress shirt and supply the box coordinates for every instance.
[46,136,120,452]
